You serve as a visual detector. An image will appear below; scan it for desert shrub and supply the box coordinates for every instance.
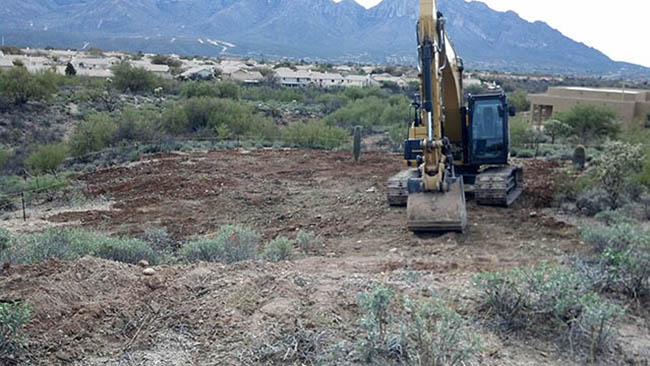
[112,61,160,93]
[151,54,182,68]
[181,81,219,98]
[206,98,279,140]
[508,90,530,112]
[263,237,294,262]
[142,227,175,252]
[555,104,620,144]
[323,95,407,128]
[68,113,117,157]
[581,221,650,298]
[517,149,534,158]
[180,225,260,264]
[160,101,190,134]
[543,119,571,144]
[296,230,322,253]
[355,285,480,365]
[315,93,350,113]
[509,115,530,148]
[0,302,31,359]
[576,188,614,216]
[282,120,347,149]
[25,143,68,175]
[594,210,637,226]
[474,264,622,358]
[0,67,58,106]
[591,140,643,207]
[0,149,12,169]
[113,106,159,143]
[0,228,10,252]
[0,228,158,265]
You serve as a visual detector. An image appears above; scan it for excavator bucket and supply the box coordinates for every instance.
[407,177,467,232]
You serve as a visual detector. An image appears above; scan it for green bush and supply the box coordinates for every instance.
[576,188,614,216]
[161,102,190,134]
[263,237,294,262]
[543,119,571,144]
[0,148,13,169]
[180,225,260,264]
[25,143,68,175]
[113,106,159,143]
[355,285,480,365]
[68,113,117,157]
[509,115,530,148]
[0,302,31,359]
[0,67,58,106]
[324,95,409,129]
[508,90,530,112]
[112,61,161,94]
[315,93,349,113]
[0,228,159,265]
[591,140,643,207]
[282,120,348,149]
[474,264,622,358]
[555,104,620,144]
[142,227,175,252]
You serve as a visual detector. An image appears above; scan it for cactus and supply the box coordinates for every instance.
[573,145,586,170]
[353,125,362,162]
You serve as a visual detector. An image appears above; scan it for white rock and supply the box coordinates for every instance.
[142,268,156,276]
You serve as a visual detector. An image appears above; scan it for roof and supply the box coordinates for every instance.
[344,75,368,81]
[229,70,264,82]
[311,71,343,81]
[274,67,310,79]
[130,61,170,73]
[561,86,645,95]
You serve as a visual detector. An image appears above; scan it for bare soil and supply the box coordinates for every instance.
[1,149,648,365]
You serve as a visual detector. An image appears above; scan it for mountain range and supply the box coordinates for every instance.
[0,0,647,77]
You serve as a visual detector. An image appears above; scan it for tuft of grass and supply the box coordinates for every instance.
[296,230,322,253]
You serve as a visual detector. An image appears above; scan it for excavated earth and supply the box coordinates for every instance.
[1,149,649,365]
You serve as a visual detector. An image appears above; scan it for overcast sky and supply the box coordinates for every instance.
[349,0,649,67]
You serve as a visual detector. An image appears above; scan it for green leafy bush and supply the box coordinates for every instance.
[474,264,622,358]
[142,227,175,252]
[113,106,159,143]
[112,61,161,94]
[0,148,13,170]
[68,113,117,157]
[509,115,531,148]
[591,140,643,207]
[263,237,294,262]
[282,120,347,149]
[25,143,68,175]
[543,119,572,144]
[0,67,58,106]
[180,225,260,264]
[181,81,241,99]
[0,228,159,265]
[161,102,190,134]
[555,104,620,144]
[508,90,530,112]
[0,302,31,359]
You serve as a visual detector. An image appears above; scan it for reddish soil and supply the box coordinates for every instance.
[2,149,648,365]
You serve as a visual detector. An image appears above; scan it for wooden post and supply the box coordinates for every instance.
[21,192,26,221]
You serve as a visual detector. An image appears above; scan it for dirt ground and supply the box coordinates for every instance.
[1,149,649,365]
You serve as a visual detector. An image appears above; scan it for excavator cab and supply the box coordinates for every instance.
[464,93,513,166]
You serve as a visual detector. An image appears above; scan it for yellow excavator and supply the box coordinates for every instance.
[386,0,523,232]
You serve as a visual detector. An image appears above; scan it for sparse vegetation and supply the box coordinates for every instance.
[296,230,321,253]
[25,143,68,176]
[180,225,260,264]
[263,237,294,262]
[0,67,58,106]
[0,228,159,265]
[0,302,31,360]
[474,264,622,360]
[282,120,347,149]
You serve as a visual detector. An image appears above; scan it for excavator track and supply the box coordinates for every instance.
[386,169,419,206]
[474,165,523,207]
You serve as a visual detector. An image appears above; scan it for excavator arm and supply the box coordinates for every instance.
[406,0,467,232]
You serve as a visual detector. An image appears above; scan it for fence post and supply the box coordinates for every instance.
[21,192,26,221]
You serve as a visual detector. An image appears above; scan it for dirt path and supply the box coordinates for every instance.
[2,149,648,365]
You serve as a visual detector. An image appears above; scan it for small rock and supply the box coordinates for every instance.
[529,211,538,218]
[389,248,398,253]
[137,260,149,268]
[142,268,156,276]
[326,252,336,258]
[366,187,376,193]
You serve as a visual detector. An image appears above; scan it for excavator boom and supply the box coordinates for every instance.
[405,0,467,232]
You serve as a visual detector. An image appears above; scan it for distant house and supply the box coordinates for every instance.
[343,75,375,88]
[228,70,264,84]
[371,73,407,88]
[528,86,650,126]
[274,68,312,87]
[0,54,13,70]
[310,72,344,88]
[179,66,216,81]
[130,61,172,78]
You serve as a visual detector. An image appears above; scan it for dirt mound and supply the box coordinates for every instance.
[519,158,562,208]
